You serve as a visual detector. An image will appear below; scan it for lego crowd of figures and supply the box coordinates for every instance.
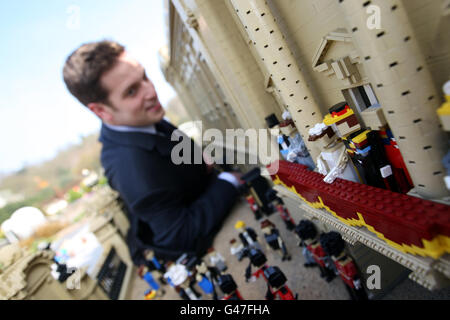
[138,168,367,301]
[137,94,450,300]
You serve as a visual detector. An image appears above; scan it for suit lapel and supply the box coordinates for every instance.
[99,120,179,157]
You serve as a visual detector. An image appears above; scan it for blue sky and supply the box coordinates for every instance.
[0,0,176,174]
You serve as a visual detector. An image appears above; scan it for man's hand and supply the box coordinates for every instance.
[229,171,245,185]
[203,151,215,174]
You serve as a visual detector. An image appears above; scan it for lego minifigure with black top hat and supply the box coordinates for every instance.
[260,219,291,261]
[264,266,297,300]
[320,231,368,300]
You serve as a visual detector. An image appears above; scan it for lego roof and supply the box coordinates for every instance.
[312,28,352,70]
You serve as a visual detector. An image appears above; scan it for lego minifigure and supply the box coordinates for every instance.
[265,189,296,231]
[205,247,227,272]
[295,220,335,282]
[308,122,360,184]
[320,231,368,301]
[143,249,166,273]
[138,265,166,298]
[324,102,399,191]
[263,266,297,300]
[229,238,245,261]
[234,220,263,253]
[260,219,291,261]
[217,274,244,300]
[265,112,315,170]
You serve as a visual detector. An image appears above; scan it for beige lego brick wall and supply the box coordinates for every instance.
[267,0,369,114]
[402,0,450,91]
[173,0,282,130]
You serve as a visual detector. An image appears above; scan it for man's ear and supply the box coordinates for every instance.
[88,102,114,123]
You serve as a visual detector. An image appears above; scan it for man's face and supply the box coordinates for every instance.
[94,52,165,126]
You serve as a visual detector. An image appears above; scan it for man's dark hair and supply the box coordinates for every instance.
[320,231,346,257]
[63,40,125,106]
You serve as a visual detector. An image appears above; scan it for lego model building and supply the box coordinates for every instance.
[361,104,414,193]
[437,80,450,190]
[163,255,202,300]
[138,249,167,299]
[260,219,291,261]
[217,273,244,300]
[294,220,336,282]
[164,0,450,290]
[269,160,450,259]
[234,220,264,253]
[265,189,296,231]
[320,232,368,301]
[242,167,297,229]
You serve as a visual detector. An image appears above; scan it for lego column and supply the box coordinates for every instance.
[194,60,232,132]
[170,70,216,130]
[171,0,281,131]
[338,0,449,199]
[228,0,324,160]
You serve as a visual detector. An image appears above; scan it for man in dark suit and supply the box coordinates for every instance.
[63,40,241,265]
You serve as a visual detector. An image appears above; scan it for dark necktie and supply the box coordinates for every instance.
[154,121,172,138]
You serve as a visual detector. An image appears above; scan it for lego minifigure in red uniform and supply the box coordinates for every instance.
[320,231,368,300]
[217,274,244,300]
[264,266,297,300]
[244,248,269,283]
[379,127,414,193]
[295,220,335,282]
[245,195,263,220]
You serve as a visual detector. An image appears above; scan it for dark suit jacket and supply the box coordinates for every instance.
[99,119,238,265]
